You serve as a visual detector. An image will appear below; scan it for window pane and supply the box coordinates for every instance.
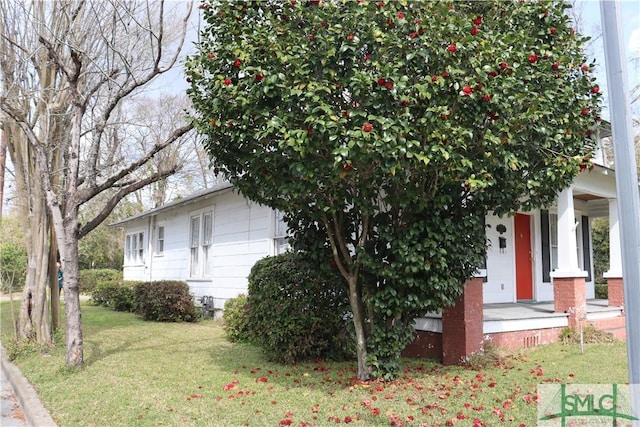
[138,233,144,260]
[203,213,213,246]
[157,226,165,254]
[190,217,200,248]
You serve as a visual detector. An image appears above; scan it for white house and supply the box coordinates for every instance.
[112,164,622,312]
[111,183,289,310]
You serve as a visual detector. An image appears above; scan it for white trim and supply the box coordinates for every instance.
[483,316,568,334]
[550,269,588,278]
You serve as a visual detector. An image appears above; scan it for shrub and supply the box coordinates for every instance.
[595,283,608,300]
[134,281,198,322]
[91,280,139,312]
[0,243,27,293]
[79,269,122,294]
[247,252,351,364]
[223,294,252,342]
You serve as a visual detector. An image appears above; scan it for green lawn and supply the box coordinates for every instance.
[0,301,629,426]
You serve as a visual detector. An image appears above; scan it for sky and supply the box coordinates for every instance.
[574,0,640,120]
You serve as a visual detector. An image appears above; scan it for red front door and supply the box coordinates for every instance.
[514,214,533,300]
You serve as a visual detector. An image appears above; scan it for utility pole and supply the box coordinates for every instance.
[600,0,640,418]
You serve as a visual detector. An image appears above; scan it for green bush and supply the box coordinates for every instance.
[595,283,608,300]
[134,281,198,322]
[247,252,351,364]
[0,243,27,293]
[223,294,252,342]
[79,269,122,294]
[91,280,139,312]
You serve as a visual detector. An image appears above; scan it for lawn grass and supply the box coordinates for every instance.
[0,301,629,427]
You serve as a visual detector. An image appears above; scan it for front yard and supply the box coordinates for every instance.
[0,301,629,426]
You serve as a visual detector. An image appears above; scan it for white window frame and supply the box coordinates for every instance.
[190,209,214,278]
[125,231,145,265]
[155,225,165,256]
[273,210,290,255]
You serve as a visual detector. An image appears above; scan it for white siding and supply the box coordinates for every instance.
[484,214,516,303]
[121,190,274,310]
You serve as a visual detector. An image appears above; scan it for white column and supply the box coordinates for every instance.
[551,187,587,278]
[603,198,623,278]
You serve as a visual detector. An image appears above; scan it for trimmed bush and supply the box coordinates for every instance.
[223,294,252,342]
[91,280,139,312]
[247,252,351,364]
[79,269,122,295]
[134,281,198,322]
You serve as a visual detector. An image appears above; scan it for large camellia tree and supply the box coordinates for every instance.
[187,0,600,380]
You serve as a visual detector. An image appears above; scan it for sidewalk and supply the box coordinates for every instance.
[0,343,57,427]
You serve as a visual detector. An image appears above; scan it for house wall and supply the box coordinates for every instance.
[122,191,275,309]
[484,214,515,303]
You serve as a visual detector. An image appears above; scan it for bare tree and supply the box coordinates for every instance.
[1,0,195,366]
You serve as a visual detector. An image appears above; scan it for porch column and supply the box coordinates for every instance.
[442,277,483,365]
[603,198,624,306]
[551,187,587,328]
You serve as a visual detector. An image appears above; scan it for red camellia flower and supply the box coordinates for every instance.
[362,122,374,132]
[441,71,449,78]
[581,108,590,116]
[447,44,457,52]
[343,163,353,171]
[473,16,483,25]
[482,94,491,102]
[401,99,409,107]
[364,53,371,61]
[431,75,439,83]
[377,78,386,86]
[409,32,418,39]
[462,86,473,95]
[551,62,560,70]
[385,81,394,90]
[307,128,314,136]
[233,59,241,68]
[591,85,600,93]
[550,27,557,34]
[470,26,478,36]
[255,73,264,82]
[376,1,385,7]
[528,53,538,63]
[487,70,498,78]
[499,61,508,70]
[397,12,405,19]
[341,110,350,118]
[208,52,215,59]
[223,78,232,86]
[581,64,590,72]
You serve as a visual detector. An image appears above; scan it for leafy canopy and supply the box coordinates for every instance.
[187,0,600,218]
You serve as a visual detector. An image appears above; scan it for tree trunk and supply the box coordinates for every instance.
[348,275,369,381]
[62,234,83,367]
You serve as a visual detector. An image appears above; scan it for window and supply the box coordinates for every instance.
[190,211,213,277]
[125,232,144,265]
[274,210,290,255]
[155,226,165,255]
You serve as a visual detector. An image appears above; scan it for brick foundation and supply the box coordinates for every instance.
[606,277,624,307]
[552,276,586,329]
[441,277,484,365]
[487,328,564,350]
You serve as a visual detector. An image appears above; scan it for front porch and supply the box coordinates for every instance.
[405,299,626,362]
